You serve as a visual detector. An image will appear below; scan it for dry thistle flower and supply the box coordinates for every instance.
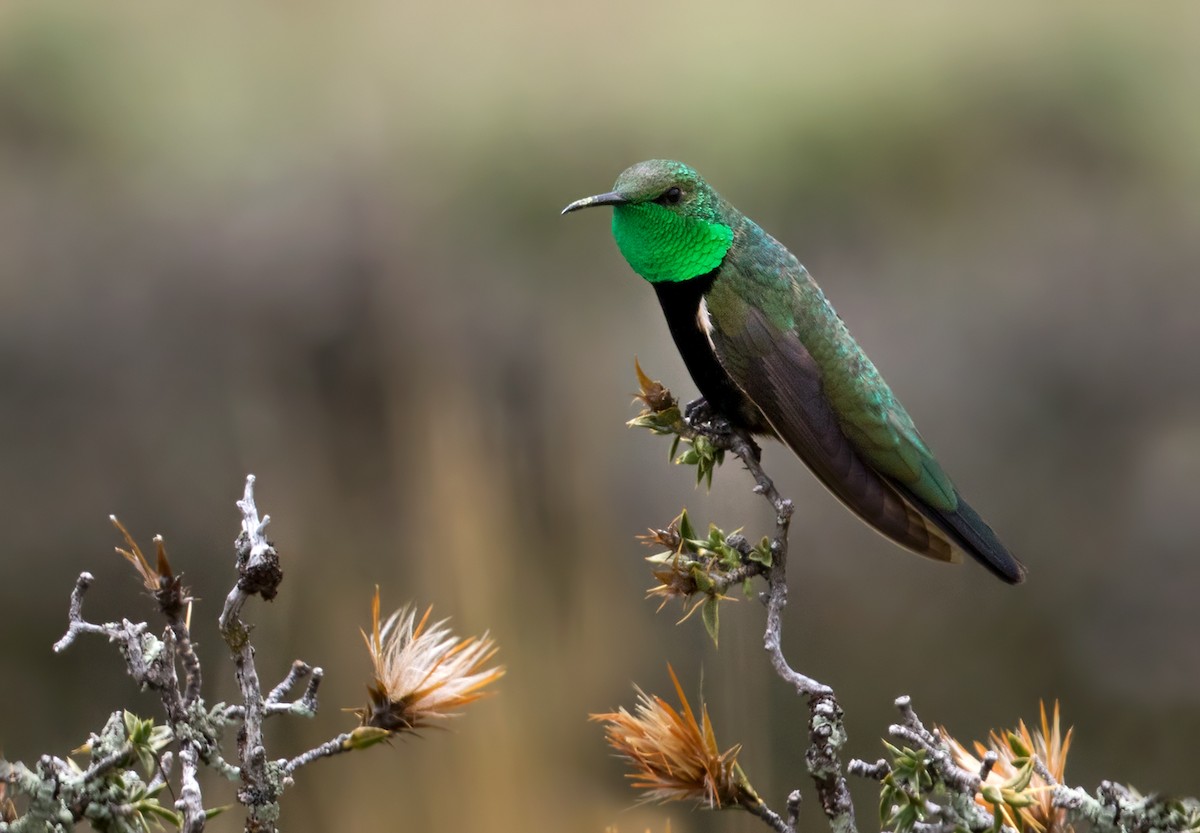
[645,554,702,613]
[633,358,677,413]
[110,516,187,618]
[940,701,1073,833]
[640,517,699,614]
[638,523,683,554]
[0,781,16,823]
[356,588,504,733]
[591,665,755,809]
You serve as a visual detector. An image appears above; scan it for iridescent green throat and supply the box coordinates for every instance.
[611,203,734,284]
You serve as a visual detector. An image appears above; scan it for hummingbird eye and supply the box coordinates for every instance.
[656,186,683,206]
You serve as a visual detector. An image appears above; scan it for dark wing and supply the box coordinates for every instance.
[705,269,1025,583]
[708,297,959,564]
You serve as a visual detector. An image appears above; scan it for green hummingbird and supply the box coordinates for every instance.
[563,160,1025,583]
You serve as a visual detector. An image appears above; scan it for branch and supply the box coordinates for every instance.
[4,472,499,833]
[682,411,854,833]
[618,367,1200,833]
[629,369,855,833]
[219,475,285,833]
[51,572,106,653]
[283,734,354,777]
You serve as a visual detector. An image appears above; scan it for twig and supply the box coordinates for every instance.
[177,743,206,833]
[805,693,857,833]
[266,661,312,705]
[848,758,891,780]
[679,407,851,833]
[219,475,285,833]
[51,572,105,653]
[723,428,831,699]
[976,751,998,782]
[2,474,415,833]
[224,667,323,721]
[636,376,1200,833]
[283,733,354,777]
[740,795,793,833]
[884,696,1013,833]
[889,696,981,798]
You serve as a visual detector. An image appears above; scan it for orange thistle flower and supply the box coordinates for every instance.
[356,588,504,732]
[591,665,755,809]
[940,701,1074,833]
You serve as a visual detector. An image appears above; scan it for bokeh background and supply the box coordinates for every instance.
[1,2,1198,831]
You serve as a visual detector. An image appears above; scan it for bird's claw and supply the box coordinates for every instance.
[685,397,739,442]
[683,397,713,424]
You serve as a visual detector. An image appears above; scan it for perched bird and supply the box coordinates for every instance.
[563,160,1025,583]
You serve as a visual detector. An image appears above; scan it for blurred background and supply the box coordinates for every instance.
[1,1,1198,830]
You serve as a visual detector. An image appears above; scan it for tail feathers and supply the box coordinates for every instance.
[920,494,1026,584]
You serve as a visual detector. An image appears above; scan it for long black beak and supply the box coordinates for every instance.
[561,191,628,215]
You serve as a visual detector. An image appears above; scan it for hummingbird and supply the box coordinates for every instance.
[563,160,1025,583]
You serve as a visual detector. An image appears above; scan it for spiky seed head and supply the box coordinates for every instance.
[356,588,504,733]
[940,701,1074,833]
[110,516,187,618]
[591,665,755,809]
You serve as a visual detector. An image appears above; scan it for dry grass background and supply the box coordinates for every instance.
[1,2,1198,831]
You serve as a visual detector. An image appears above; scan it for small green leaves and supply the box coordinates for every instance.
[627,407,684,436]
[675,435,725,489]
[701,598,720,646]
[344,726,393,751]
[878,744,934,832]
[131,793,183,832]
[123,711,172,779]
[1158,797,1200,833]
[1006,731,1031,759]
[627,361,727,490]
[204,805,232,822]
[748,536,773,568]
[642,509,767,647]
[677,508,697,543]
[883,742,934,796]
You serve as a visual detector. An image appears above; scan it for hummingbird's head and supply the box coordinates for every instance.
[562,160,736,284]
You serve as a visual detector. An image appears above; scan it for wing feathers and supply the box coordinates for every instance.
[702,262,1025,582]
[715,315,958,563]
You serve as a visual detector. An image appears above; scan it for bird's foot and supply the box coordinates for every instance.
[686,397,749,449]
[684,397,719,427]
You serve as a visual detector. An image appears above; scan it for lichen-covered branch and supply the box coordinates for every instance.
[219,476,285,833]
[885,697,1200,833]
[683,408,856,833]
[0,473,501,833]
